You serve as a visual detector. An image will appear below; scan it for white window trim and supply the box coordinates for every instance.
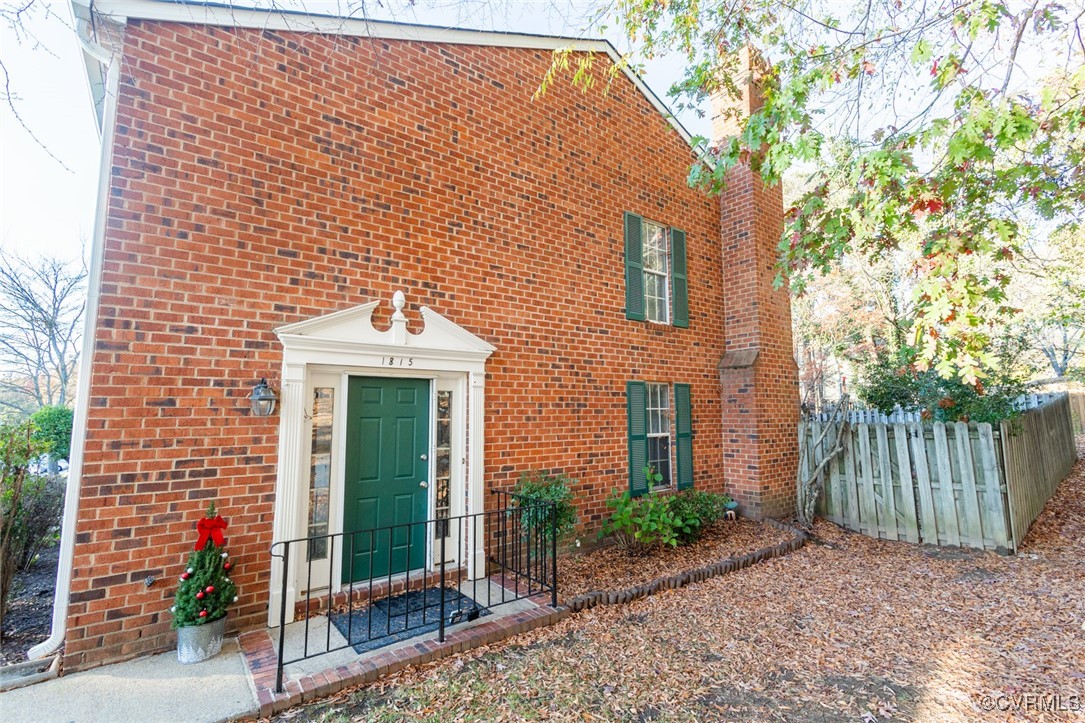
[267,292,495,627]
[645,382,674,490]
[642,220,671,325]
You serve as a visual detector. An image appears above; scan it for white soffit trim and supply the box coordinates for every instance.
[85,0,699,152]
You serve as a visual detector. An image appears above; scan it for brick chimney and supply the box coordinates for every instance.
[714,47,801,520]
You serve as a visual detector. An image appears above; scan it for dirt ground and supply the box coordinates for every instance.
[1,544,58,666]
[269,436,1085,722]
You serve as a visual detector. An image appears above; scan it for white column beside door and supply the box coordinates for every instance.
[267,362,306,627]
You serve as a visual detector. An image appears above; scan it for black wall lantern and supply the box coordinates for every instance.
[250,378,278,417]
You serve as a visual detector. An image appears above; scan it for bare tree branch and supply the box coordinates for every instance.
[0,254,86,414]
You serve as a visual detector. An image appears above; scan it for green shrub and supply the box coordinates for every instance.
[30,405,74,465]
[512,470,578,543]
[11,474,63,570]
[599,489,694,554]
[598,467,699,555]
[855,352,919,413]
[856,351,1027,424]
[669,490,733,544]
[1,420,62,632]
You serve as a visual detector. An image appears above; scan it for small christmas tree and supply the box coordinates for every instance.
[171,503,238,628]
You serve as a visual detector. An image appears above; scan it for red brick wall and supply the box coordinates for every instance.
[65,21,731,670]
[712,47,801,519]
[718,166,801,519]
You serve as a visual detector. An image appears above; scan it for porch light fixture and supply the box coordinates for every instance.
[250,378,278,417]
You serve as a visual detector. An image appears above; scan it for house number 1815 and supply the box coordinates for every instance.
[382,356,414,367]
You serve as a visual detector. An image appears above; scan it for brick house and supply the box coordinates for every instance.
[36,0,798,672]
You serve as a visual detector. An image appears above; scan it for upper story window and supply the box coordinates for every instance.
[642,222,671,323]
[624,212,688,328]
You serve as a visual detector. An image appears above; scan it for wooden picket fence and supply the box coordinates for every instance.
[801,393,1077,553]
[1069,391,1085,435]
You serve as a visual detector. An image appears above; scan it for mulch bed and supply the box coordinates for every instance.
[557,518,794,599]
[0,545,59,667]
[270,435,1085,722]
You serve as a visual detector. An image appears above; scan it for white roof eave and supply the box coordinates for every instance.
[78,0,702,155]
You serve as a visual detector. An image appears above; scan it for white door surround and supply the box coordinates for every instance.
[267,292,496,627]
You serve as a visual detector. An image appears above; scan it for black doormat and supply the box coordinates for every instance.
[330,587,490,654]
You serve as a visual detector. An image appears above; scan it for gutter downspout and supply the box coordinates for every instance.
[28,18,122,661]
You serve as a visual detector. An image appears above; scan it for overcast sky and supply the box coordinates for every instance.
[0,0,711,265]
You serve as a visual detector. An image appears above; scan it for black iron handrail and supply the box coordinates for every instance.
[270,492,558,693]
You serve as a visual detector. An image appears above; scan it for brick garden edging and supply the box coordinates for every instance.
[240,602,570,718]
[562,519,808,612]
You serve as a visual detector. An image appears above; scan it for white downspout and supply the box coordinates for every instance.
[28,34,121,661]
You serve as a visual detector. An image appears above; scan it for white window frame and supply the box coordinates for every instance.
[645,382,673,489]
[642,221,671,324]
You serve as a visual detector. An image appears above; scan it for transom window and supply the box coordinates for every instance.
[646,382,672,488]
[643,222,671,323]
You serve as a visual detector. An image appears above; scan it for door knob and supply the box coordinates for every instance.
[420,453,428,460]
[419,481,429,488]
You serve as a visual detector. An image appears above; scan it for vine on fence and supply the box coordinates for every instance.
[796,396,851,529]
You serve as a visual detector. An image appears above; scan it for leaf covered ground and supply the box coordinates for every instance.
[0,544,58,666]
[558,518,792,598]
[267,438,1085,722]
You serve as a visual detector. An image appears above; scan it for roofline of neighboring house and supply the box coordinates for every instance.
[74,0,700,151]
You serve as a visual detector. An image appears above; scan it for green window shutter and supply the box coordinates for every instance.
[674,383,694,490]
[671,228,689,328]
[626,381,649,496]
[624,212,645,321]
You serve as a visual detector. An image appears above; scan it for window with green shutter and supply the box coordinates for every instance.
[670,229,689,328]
[674,383,693,490]
[626,381,649,496]
[624,213,688,327]
[626,382,694,495]
[624,213,645,322]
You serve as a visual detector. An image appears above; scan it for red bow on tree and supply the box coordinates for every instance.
[195,515,228,551]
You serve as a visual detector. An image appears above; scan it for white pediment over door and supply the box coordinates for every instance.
[275,291,496,362]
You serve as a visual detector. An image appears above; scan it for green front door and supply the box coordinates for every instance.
[342,377,429,583]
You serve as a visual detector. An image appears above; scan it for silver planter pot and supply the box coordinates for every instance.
[176,615,226,664]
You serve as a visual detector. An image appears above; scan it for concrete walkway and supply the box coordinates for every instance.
[0,580,557,722]
[0,639,258,723]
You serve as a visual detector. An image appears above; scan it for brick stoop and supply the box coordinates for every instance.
[239,604,570,717]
